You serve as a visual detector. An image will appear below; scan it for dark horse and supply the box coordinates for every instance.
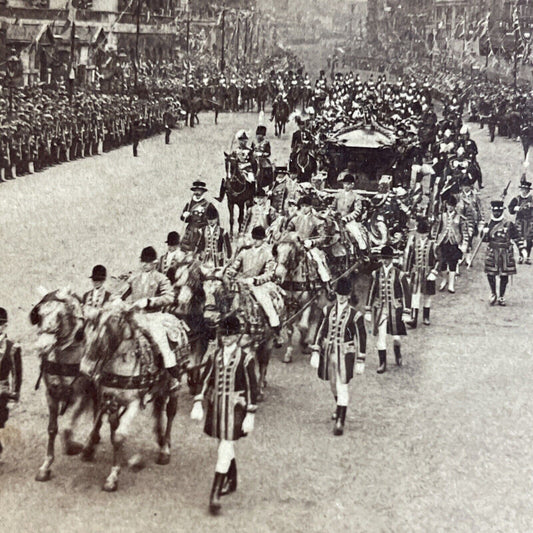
[293,141,317,182]
[273,99,290,137]
[224,152,255,235]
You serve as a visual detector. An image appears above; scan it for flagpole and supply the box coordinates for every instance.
[235,11,240,72]
[220,8,226,73]
[186,4,190,85]
[134,0,141,91]
[68,2,76,103]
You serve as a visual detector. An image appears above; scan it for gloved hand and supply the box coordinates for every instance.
[304,239,313,250]
[459,243,468,254]
[190,400,204,421]
[310,351,320,369]
[427,270,438,282]
[133,298,148,310]
[182,211,191,221]
[355,360,365,375]
[522,249,528,261]
[364,312,371,323]
[242,412,255,434]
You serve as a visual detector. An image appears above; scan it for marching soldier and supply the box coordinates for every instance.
[197,205,232,269]
[0,307,22,459]
[311,277,366,436]
[457,177,485,267]
[82,265,112,318]
[482,200,526,306]
[163,105,174,145]
[435,196,471,293]
[365,245,411,374]
[181,181,216,252]
[403,219,439,328]
[508,180,533,264]
[190,315,258,515]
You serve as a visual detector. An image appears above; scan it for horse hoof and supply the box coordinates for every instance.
[35,469,51,482]
[156,453,171,466]
[282,355,292,364]
[64,441,84,456]
[128,454,145,472]
[209,502,222,515]
[102,480,118,492]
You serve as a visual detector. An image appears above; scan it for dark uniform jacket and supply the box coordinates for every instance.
[0,337,22,427]
[483,217,524,276]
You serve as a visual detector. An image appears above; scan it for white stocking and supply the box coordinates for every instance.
[336,382,349,407]
[216,440,235,474]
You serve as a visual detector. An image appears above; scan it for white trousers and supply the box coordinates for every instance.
[345,220,368,251]
[250,285,280,328]
[216,440,235,473]
[133,312,176,368]
[376,311,401,351]
[308,248,331,282]
[411,291,432,310]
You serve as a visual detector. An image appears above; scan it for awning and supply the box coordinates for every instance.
[327,126,395,149]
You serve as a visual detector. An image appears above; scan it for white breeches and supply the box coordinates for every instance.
[376,312,401,351]
[216,440,235,473]
[250,285,280,328]
[329,367,349,406]
[133,312,176,368]
[345,221,368,251]
[411,291,432,310]
[307,248,331,282]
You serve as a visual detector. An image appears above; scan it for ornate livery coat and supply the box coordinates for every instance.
[509,194,533,240]
[365,265,411,337]
[313,303,366,384]
[403,235,439,296]
[197,225,232,268]
[181,198,216,251]
[483,218,524,276]
[197,343,258,441]
[0,336,22,428]
[121,270,174,310]
[82,288,112,309]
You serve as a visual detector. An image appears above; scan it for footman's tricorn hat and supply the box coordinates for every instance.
[0,307,7,324]
[206,204,219,220]
[490,200,504,208]
[166,231,180,246]
[335,277,352,295]
[520,180,532,190]
[416,218,430,234]
[341,174,355,184]
[140,246,158,262]
[90,264,107,281]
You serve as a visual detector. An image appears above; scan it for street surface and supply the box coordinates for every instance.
[1,111,532,533]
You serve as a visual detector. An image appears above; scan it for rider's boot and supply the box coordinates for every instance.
[214,179,226,202]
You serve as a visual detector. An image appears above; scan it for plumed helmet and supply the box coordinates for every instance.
[140,246,157,263]
[166,231,180,246]
[235,129,248,141]
[218,315,241,336]
[335,277,352,295]
[90,264,107,281]
[251,226,266,240]
[256,125,267,136]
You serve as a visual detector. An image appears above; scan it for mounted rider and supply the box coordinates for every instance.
[226,226,283,341]
[289,116,313,173]
[158,231,186,283]
[270,166,299,216]
[286,195,332,285]
[251,125,273,191]
[333,174,367,252]
[215,130,255,202]
[197,204,232,269]
[82,264,113,318]
[120,246,182,379]
[241,188,276,241]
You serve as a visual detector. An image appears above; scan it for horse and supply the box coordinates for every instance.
[167,255,214,395]
[203,273,285,402]
[241,83,256,112]
[79,303,192,491]
[272,233,330,363]
[273,99,290,137]
[227,84,239,112]
[224,153,255,235]
[293,142,318,182]
[256,83,269,112]
[30,288,100,482]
